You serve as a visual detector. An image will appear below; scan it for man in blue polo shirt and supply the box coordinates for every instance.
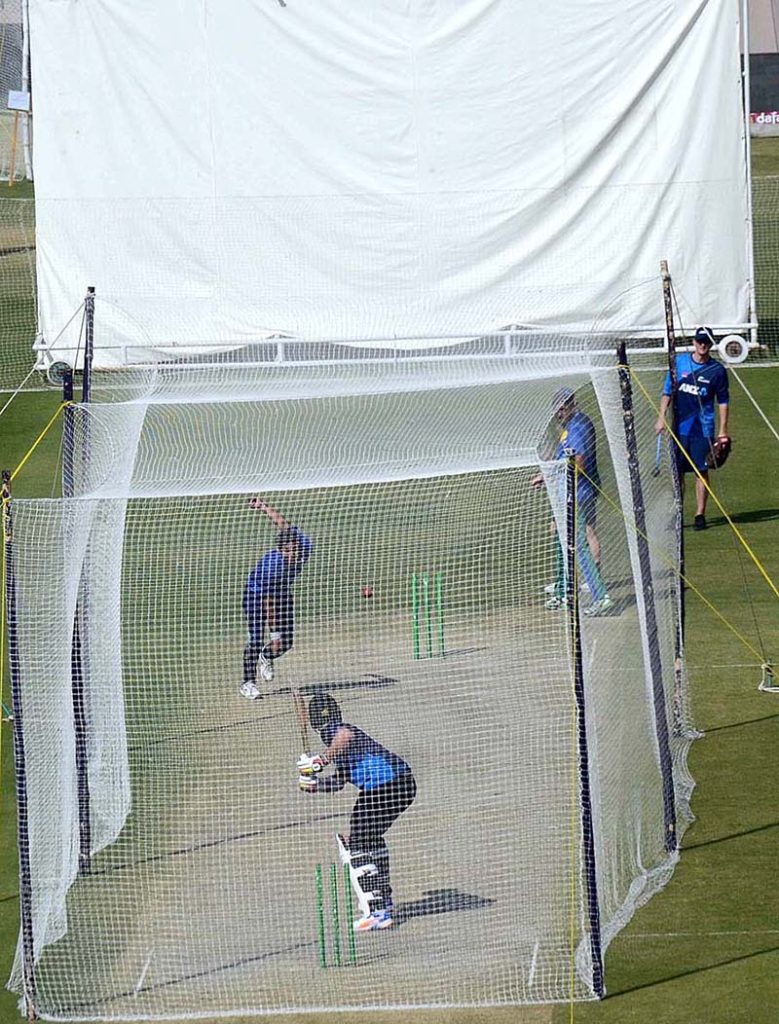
[241,497,312,699]
[656,326,730,531]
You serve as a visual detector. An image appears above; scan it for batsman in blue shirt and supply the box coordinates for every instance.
[240,497,312,700]
[656,326,730,531]
[297,692,417,933]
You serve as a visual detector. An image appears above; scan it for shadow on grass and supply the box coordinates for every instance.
[700,507,779,528]
[682,821,779,852]
[605,944,779,999]
[702,711,779,734]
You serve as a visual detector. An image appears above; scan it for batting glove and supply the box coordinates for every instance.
[298,774,318,793]
[296,753,325,775]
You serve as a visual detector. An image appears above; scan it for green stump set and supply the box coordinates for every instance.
[315,862,357,968]
[411,571,445,659]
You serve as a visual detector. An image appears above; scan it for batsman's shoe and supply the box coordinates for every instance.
[258,654,274,682]
[239,681,262,700]
[353,909,393,933]
[544,596,568,610]
[583,595,614,618]
[543,581,558,595]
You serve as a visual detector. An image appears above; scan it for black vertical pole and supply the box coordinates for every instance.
[565,452,604,998]
[2,471,38,1020]
[62,370,74,496]
[63,369,91,873]
[82,287,95,404]
[659,260,683,733]
[617,343,678,853]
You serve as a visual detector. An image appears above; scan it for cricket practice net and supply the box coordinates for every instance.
[5,349,696,1019]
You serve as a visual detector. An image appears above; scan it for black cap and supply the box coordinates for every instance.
[694,326,715,346]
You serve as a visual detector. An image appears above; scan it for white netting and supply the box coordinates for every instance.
[752,175,779,360]
[0,1,29,183]
[0,196,36,389]
[73,369,594,497]
[6,359,695,1017]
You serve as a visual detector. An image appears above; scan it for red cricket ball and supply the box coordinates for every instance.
[361,585,374,598]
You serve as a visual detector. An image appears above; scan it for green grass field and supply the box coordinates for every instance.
[1,151,779,1022]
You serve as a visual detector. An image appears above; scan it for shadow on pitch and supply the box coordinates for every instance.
[64,892,495,1011]
[394,888,495,925]
[439,645,487,658]
[276,673,397,698]
[63,937,321,1013]
[131,675,398,751]
[86,811,346,877]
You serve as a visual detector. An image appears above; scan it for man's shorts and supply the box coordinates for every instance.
[676,432,712,474]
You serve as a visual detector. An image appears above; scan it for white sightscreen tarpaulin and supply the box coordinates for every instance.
[29,0,751,365]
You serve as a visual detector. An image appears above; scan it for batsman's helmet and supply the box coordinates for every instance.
[308,692,342,731]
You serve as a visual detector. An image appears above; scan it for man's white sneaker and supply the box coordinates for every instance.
[583,595,614,618]
[543,581,557,594]
[240,681,261,700]
[258,654,274,682]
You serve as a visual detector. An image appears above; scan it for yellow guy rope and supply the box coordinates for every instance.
[8,401,70,484]
[574,466,764,665]
[624,365,779,604]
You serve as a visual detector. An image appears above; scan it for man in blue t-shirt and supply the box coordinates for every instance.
[240,497,312,700]
[297,692,416,933]
[656,326,730,531]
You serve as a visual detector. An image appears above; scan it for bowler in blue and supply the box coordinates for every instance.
[240,497,312,699]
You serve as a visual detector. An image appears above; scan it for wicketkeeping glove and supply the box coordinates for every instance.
[298,774,318,793]
[296,753,325,776]
[705,435,732,470]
